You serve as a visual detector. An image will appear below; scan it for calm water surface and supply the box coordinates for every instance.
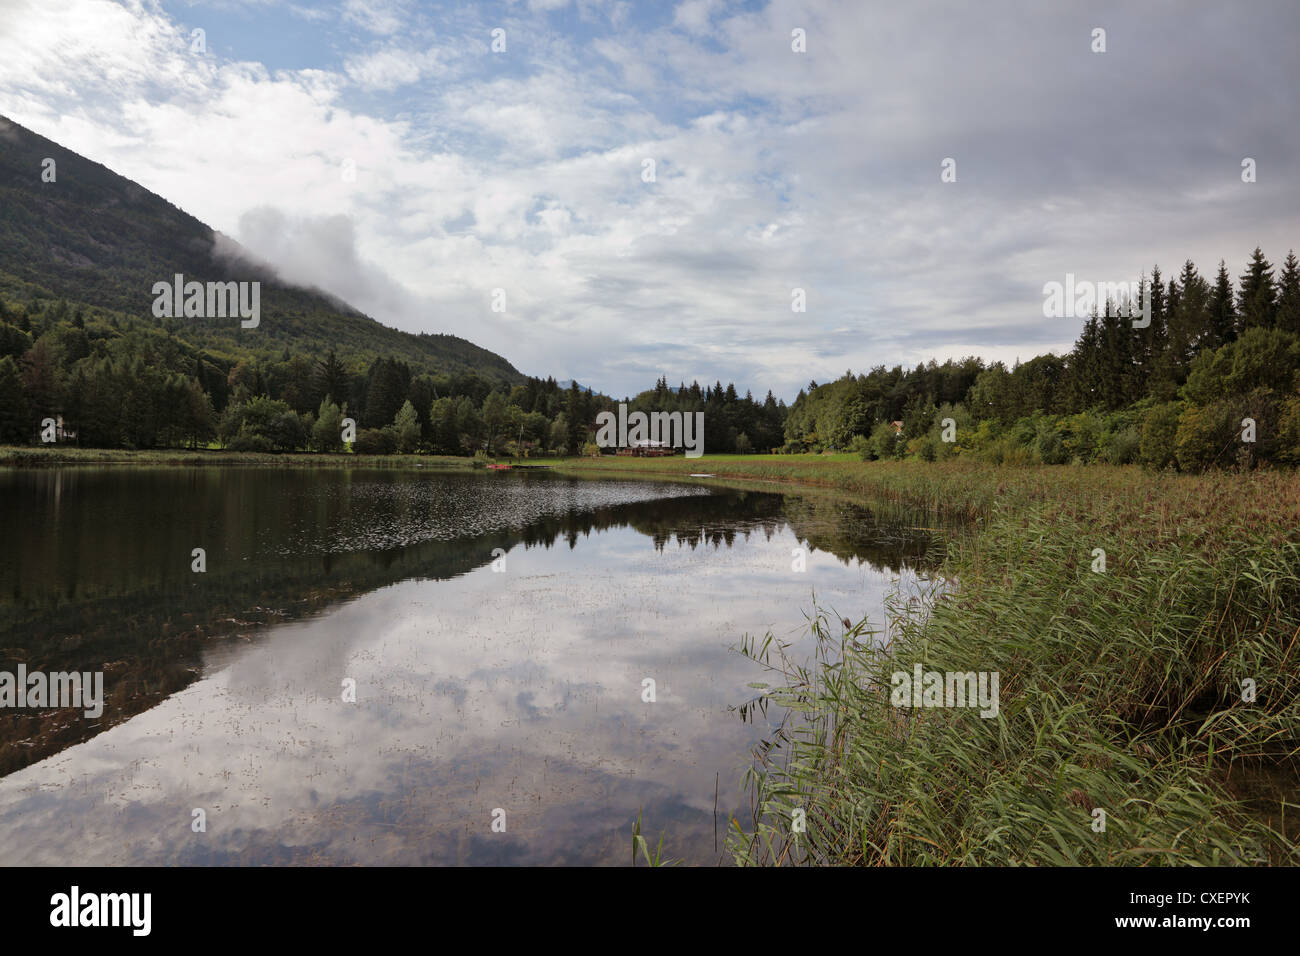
[0,467,939,865]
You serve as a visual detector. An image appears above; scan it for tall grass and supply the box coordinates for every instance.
[696,457,1300,865]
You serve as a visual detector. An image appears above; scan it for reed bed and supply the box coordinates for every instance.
[708,459,1300,865]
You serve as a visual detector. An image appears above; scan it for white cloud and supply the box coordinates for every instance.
[0,0,1297,397]
[673,0,721,35]
[341,0,410,35]
[344,47,429,91]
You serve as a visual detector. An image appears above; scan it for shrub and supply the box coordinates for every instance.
[226,431,274,453]
[1279,394,1300,465]
[1182,327,1300,404]
[868,421,903,460]
[1139,402,1183,470]
[1174,403,1232,471]
[353,427,397,455]
[1101,426,1142,465]
[218,396,307,453]
[909,433,939,462]
[1176,389,1280,471]
[1034,417,1068,465]
[1062,411,1104,464]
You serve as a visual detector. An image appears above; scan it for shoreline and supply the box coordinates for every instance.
[6,445,1299,863]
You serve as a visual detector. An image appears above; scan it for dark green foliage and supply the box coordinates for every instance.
[1182,327,1300,405]
[0,321,32,360]
[0,355,28,442]
[1139,402,1183,470]
[1207,260,1237,350]
[1175,388,1280,471]
[1237,247,1277,331]
[782,248,1300,472]
[219,396,306,453]
[362,357,411,428]
[353,426,397,455]
[1277,251,1300,336]
[315,351,349,410]
[0,115,522,384]
[786,359,981,450]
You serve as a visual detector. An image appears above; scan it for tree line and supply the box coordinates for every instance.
[7,244,1296,468]
[783,246,1300,470]
[0,295,785,455]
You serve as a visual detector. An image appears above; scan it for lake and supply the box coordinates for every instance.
[0,466,940,865]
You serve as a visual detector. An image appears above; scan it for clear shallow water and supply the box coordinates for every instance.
[0,467,939,865]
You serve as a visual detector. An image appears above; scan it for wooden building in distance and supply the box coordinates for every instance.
[615,439,677,457]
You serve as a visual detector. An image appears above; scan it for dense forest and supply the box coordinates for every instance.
[7,113,1296,470]
[1,246,1297,468]
[783,247,1300,471]
[0,113,784,455]
[2,244,1300,465]
[0,290,784,456]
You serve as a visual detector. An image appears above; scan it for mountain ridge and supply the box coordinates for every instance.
[0,114,522,382]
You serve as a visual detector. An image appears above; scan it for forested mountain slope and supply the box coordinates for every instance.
[0,115,521,382]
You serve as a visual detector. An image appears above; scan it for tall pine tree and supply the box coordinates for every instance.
[1237,247,1277,331]
[1167,260,1209,382]
[1276,250,1300,336]
[1206,260,1237,349]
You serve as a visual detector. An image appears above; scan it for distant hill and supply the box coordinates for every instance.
[0,115,522,383]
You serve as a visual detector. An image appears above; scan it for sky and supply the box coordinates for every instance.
[0,0,1298,400]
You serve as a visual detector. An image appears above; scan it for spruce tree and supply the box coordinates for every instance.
[1276,250,1300,335]
[1237,247,1277,331]
[1207,260,1237,349]
[1149,277,1181,397]
[565,382,585,453]
[1170,260,1209,371]
[1068,313,1102,411]
[0,355,29,443]
[1097,302,1134,409]
[1139,266,1168,388]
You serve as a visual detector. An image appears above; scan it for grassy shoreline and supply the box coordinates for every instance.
[8,446,1298,863]
[570,457,1300,864]
[0,445,482,469]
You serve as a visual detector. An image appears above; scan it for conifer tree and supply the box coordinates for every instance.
[0,355,29,443]
[315,350,349,409]
[1068,313,1102,410]
[1207,260,1237,349]
[1139,265,1168,370]
[1169,260,1210,372]
[1237,246,1277,331]
[1097,305,1131,409]
[1276,250,1300,335]
[1149,276,1181,397]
